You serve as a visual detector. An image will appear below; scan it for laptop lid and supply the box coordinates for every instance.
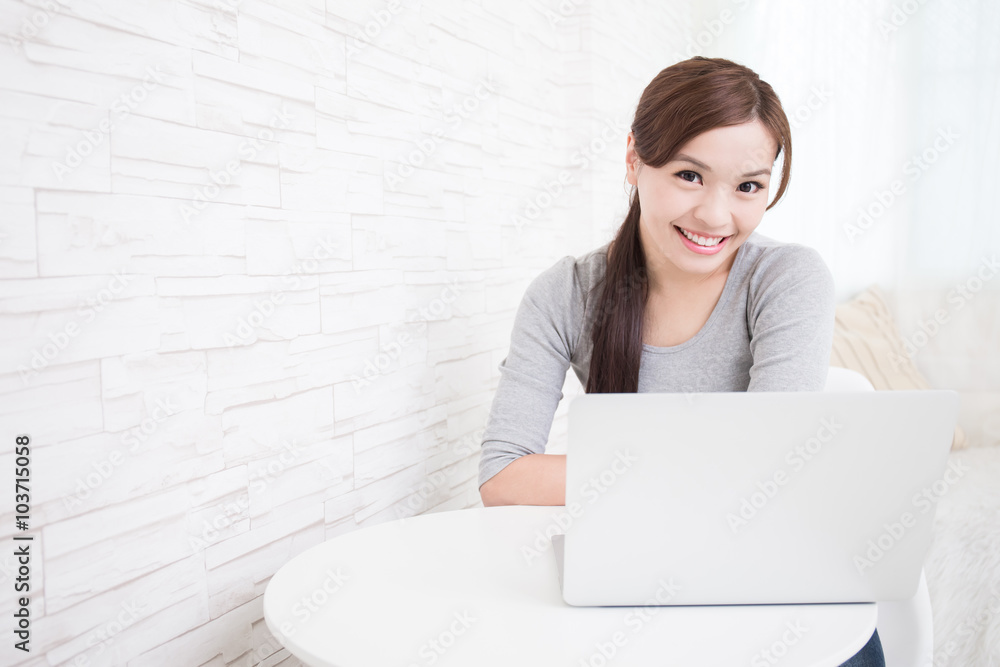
[560,390,959,606]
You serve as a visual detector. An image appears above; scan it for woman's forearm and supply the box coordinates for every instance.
[480,453,566,507]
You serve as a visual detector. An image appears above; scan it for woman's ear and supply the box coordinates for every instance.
[625,133,641,186]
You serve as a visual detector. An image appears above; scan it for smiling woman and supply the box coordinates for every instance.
[478,56,885,667]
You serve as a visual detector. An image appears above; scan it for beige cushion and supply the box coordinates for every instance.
[830,285,967,450]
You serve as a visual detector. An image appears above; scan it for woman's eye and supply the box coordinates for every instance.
[739,181,764,194]
[677,170,700,183]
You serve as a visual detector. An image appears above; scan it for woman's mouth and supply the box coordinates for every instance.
[674,225,730,255]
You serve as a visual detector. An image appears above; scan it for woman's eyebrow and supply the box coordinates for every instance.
[674,153,772,178]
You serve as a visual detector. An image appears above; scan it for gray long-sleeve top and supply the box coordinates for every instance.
[478,231,837,490]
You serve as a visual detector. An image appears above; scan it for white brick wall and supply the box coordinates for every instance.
[0,0,673,664]
[3,0,995,664]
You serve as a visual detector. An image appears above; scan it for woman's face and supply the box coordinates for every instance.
[625,120,778,289]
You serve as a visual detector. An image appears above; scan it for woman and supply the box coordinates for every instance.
[477,57,884,665]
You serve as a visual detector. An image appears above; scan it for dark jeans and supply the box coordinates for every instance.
[838,629,885,667]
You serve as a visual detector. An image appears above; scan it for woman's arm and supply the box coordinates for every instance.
[480,454,567,506]
[477,255,584,506]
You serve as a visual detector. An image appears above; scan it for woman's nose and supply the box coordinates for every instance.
[691,189,730,229]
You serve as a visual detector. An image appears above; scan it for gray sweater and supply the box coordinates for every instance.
[478,231,837,490]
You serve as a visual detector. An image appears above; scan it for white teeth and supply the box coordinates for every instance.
[680,227,724,246]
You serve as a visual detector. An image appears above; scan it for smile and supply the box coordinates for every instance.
[675,225,730,247]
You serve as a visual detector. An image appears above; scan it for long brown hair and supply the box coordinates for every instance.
[585,56,793,394]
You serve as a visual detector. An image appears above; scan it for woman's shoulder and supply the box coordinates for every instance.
[739,232,834,301]
[525,242,609,304]
[739,232,831,281]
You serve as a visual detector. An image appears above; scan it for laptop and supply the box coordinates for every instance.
[553,390,959,606]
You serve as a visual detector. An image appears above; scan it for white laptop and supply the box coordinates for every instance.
[553,390,959,606]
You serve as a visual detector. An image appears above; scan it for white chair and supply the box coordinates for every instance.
[823,367,934,667]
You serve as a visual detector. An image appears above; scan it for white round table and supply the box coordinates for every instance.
[264,506,877,666]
